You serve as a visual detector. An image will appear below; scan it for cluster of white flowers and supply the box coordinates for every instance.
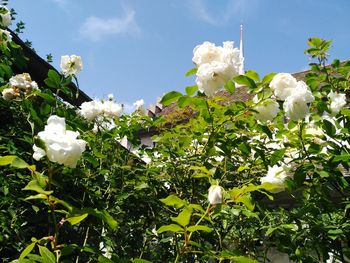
[328,90,347,115]
[0,5,12,27]
[79,95,123,121]
[193,41,242,96]
[33,115,87,168]
[208,185,223,205]
[1,73,39,101]
[133,99,147,115]
[0,28,11,46]
[253,95,280,122]
[270,73,314,121]
[60,55,83,76]
[260,165,290,193]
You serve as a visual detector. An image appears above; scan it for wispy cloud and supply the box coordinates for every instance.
[79,9,141,42]
[51,0,67,8]
[187,0,260,25]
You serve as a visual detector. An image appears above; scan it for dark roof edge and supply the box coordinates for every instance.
[9,29,92,106]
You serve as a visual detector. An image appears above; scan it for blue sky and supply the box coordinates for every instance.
[9,0,350,109]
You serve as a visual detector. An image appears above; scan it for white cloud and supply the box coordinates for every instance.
[79,9,141,42]
[51,0,67,8]
[187,0,260,25]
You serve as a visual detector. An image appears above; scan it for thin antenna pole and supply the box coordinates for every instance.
[239,23,245,75]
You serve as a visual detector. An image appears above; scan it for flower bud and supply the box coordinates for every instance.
[208,185,223,205]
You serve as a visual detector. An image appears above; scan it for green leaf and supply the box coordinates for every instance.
[0,155,16,166]
[262,72,276,84]
[187,225,213,233]
[224,81,235,94]
[66,213,88,225]
[160,91,183,106]
[19,242,36,259]
[334,154,350,162]
[47,69,61,85]
[133,259,153,263]
[98,256,113,263]
[185,85,198,96]
[185,67,197,77]
[160,195,187,209]
[11,157,30,169]
[23,180,53,195]
[171,207,192,227]
[79,208,118,230]
[25,194,48,201]
[178,96,192,108]
[237,194,255,211]
[233,75,257,89]
[157,224,184,234]
[38,246,55,263]
[323,119,336,137]
[245,70,260,81]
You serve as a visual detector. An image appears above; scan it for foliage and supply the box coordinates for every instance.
[0,7,349,263]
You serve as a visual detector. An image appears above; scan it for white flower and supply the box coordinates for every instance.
[283,81,314,121]
[196,61,236,96]
[133,99,147,115]
[1,88,17,100]
[192,41,222,66]
[107,93,114,100]
[60,55,83,76]
[0,6,12,27]
[260,165,289,193]
[328,90,346,114]
[9,73,38,91]
[253,96,280,122]
[193,41,242,96]
[101,100,123,117]
[79,100,103,121]
[270,73,298,101]
[208,185,223,205]
[0,29,11,45]
[33,115,86,168]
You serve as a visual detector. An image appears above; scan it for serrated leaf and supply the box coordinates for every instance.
[187,225,213,233]
[185,67,197,77]
[38,246,55,263]
[23,180,53,195]
[157,224,184,233]
[160,195,187,209]
[66,213,88,225]
[19,242,36,259]
[160,91,182,106]
[185,85,198,96]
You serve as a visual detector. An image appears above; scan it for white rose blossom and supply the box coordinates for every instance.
[270,73,298,101]
[60,55,83,76]
[283,81,314,121]
[253,95,280,122]
[196,61,236,96]
[0,28,11,46]
[208,185,223,205]
[260,165,290,193]
[1,88,17,100]
[133,99,147,115]
[328,90,346,114]
[1,73,39,101]
[193,41,242,96]
[33,115,86,168]
[0,6,12,27]
[79,96,123,121]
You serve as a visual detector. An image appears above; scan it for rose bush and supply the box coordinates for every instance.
[0,6,349,263]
